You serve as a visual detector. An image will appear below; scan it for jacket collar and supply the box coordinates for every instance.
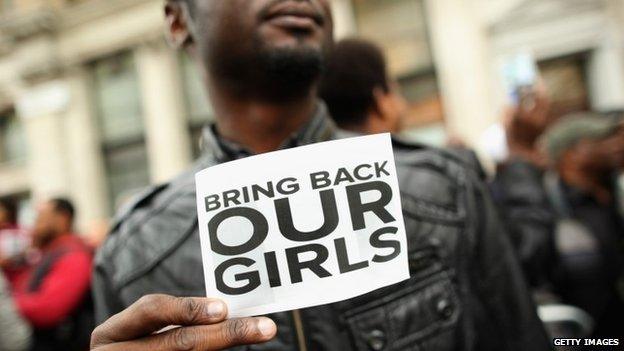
[200,101,336,163]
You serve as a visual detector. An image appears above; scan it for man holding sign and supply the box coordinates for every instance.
[91,0,550,350]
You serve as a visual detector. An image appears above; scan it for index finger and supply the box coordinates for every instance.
[93,317,277,351]
[92,295,228,345]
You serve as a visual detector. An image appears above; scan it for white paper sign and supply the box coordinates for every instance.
[195,133,409,318]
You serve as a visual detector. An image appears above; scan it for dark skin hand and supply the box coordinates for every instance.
[505,86,552,167]
[560,126,624,205]
[91,295,277,351]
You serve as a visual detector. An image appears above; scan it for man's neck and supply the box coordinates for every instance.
[210,89,318,154]
[343,114,395,135]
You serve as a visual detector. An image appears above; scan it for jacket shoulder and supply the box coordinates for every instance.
[391,137,483,223]
[95,163,204,290]
[392,136,485,180]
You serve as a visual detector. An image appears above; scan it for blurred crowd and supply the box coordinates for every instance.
[0,198,93,351]
[0,36,623,350]
[322,39,624,340]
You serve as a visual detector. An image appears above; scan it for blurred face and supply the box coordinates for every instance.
[386,83,409,132]
[374,82,408,133]
[32,202,66,248]
[170,0,333,100]
[562,128,624,178]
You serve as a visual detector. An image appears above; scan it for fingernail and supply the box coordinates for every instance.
[207,301,226,318]
[257,318,276,337]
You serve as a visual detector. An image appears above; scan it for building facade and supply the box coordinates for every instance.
[1,0,623,232]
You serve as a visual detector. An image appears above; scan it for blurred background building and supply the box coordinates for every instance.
[1,0,623,234]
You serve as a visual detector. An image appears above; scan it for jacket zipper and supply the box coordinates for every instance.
[292,309,308,351]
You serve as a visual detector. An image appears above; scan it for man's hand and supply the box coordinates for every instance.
[91,294,277,351]
[504,86,552,167]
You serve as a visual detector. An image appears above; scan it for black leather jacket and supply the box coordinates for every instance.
[93,106,550,350]
[491,159,557,290]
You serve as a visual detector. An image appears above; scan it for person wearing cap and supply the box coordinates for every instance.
[540,113,624,338]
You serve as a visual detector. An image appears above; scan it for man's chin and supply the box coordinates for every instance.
[265,45,323,63]
[247,42,323,101]
[258,36,326,65]
[206,29,326,101]
[260,44,323,71]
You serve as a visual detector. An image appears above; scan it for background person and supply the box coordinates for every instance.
[319,37,485,174]
[0,199,30,286]
[490,88,558,292]
[12,198,94,351]
[319,38,408,134]
[540,114,624,338]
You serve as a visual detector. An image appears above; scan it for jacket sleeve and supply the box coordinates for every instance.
[92,249,126,325]
[492,159,556,288]
[91,184,169,325]
[469,173,552,350]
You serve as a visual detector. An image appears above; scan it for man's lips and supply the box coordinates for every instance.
[265,15,318,30]
[262,2,325,30]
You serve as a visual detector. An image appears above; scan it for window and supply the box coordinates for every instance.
[353,0,432,76]
[92,52,150,212]
[0,109,27,165]
[539,54,590,119]
[352,0,443,128]
[180,53,214,158]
